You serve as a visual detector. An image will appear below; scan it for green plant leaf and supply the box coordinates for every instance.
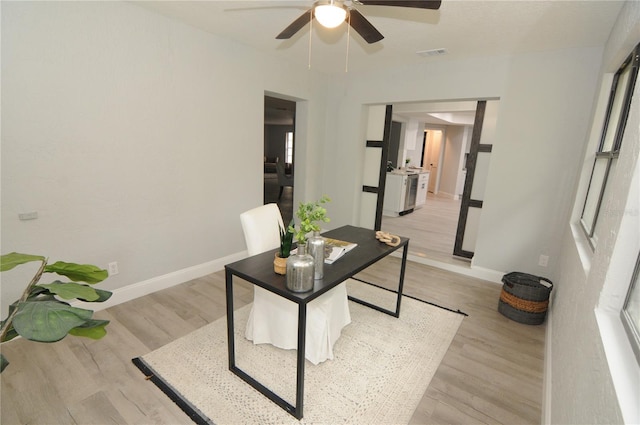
[279,219,295,258]
[0,253,45,272]
[44,262,108,284]
[38,282,100,301]
[80,288,112,303]
[28,285,51,298]
[1,354,8,373]
[0,320,19,343]
[12,301,94,342]
[68,319,110,340]
[4,301,19,318]
[294,196,331,243]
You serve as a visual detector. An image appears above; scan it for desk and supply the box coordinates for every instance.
[225,225,409,419]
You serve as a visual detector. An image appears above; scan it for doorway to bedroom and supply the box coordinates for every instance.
[263,95,295,224]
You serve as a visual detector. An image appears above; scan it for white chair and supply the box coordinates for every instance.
[240,203,351,365]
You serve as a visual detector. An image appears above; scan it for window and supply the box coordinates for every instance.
[285,132,294,164]
[580,44,640,247]
[622,252,640,365]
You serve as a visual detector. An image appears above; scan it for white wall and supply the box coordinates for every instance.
[550,1,640,423]
[0,1,326,311]
[321,48,603,280]
[402,118,423,166]
[472,48,604,277]
[2,2,638,423]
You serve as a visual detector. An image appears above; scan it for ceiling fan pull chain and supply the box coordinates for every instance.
[345,11,351,73]
[308,11,313,69]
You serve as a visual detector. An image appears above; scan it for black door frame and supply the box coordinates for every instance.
[361,105,393,231]
[453,100,491,259]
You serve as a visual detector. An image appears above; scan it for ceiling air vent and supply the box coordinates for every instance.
[416,48,447,57]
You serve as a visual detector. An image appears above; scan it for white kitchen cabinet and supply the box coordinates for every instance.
[414,171,430,209]
[384,170,427,216]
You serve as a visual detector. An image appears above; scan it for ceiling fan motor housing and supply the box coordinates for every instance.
[276,0,441,44]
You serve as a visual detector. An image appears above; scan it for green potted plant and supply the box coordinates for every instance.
[274,219,294,275]
[292,195,331,245]
[285,196,331,291]
[0,252,112,373]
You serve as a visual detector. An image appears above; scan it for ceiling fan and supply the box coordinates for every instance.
[276,0,442,44]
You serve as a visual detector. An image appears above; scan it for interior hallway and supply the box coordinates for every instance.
[264,172,293,225]
[381,192,469,268]
[265,179,468,271]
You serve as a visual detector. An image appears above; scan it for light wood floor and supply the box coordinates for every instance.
[382,192,471,268]
[1,258,544,424]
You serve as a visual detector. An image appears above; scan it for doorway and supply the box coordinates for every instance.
[423,129,444,194]
[379,100,477,266]
[263,95,295,224]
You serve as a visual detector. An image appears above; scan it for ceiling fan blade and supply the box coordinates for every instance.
[358,0,441,9]
[349,9,384,44]
[276,9,313,39]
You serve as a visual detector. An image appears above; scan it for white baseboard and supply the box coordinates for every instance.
[73,251,247,312]
[467,264,505,283]
[390,252,504,284]
[78,250,503,312]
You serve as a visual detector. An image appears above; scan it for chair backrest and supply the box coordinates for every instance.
[276,160,292,184]
[240,204,285,256]
[276,160,286,181]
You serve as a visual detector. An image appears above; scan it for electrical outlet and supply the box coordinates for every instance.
[538,255,549,268]
[18,211,38,220]
[108,262,119,276]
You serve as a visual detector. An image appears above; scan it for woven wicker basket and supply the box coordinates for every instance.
[498,272,553,325]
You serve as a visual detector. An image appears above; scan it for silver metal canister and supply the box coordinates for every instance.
[307,231,325,280]
[286,243,314,292]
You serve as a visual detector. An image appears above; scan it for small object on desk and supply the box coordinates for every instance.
[375,231,401,247]
[324,238,358,264]
[286,243,315,292]
[273,253,287,275]
[308,231,325,279]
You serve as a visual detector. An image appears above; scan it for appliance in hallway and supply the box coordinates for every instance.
[403,174,419,214]
[382,172,419,217]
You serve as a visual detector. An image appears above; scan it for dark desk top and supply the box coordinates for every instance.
[225,225,408,304]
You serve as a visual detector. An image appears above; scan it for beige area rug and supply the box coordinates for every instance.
[133,280,464,424]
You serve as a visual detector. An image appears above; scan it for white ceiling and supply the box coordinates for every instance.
[133,0,624,75]
[133,0,624,124]
[394,100,478,125]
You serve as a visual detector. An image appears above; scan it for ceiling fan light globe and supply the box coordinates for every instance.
[315,4,347,28]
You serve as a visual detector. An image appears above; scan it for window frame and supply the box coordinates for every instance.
[580,44,640,248]
[621,251,640,366]
[285,131,294,164]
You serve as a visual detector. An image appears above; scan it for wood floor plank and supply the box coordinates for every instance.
[1,339,91,423]
[418,389,497,425]
[66,391,127,425]
[381,192,464,265]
